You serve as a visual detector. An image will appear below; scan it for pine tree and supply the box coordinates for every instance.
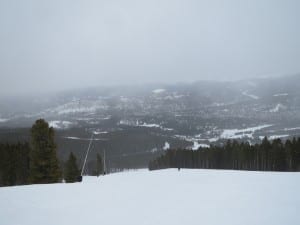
[64,152,80,183]
[29,119,61,184]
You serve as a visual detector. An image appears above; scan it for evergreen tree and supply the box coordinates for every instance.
[29,119,61,184]
[64,152,80,183]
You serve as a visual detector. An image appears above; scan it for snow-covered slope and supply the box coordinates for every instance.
[1,169,299,225]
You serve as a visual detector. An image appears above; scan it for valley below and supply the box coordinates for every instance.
[1,75,300,170]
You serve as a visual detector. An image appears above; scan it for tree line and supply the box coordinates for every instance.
[0,119,105,187]
[149,137,300,171]
[0,142,30,186]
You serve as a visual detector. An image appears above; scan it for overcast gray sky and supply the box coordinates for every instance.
[0,0,299,96]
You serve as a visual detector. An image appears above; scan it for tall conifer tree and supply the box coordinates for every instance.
[29,119,61,184]
[64,152,80,183]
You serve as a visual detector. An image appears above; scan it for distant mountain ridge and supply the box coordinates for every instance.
[0,75,299,170]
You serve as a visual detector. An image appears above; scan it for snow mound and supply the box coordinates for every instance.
[1,169,299,225]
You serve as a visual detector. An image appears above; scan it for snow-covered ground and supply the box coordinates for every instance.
[220,124,272,139]
[284,127,300,131]
[138,122,173,131]
[49,120,74,129]
[259,134,290,140]
[174,125,276,147]
[1,169,299,225]
[119,120,173,131]
[163,142,170,150]
[191,141,210,150]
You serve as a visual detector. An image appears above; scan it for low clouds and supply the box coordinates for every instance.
[0,0,299,96]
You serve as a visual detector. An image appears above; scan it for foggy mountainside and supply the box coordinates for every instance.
[1,0,300,224]
[0,75,300,170]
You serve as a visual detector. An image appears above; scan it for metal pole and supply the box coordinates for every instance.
[103,149,106,175]
[81,133,94,176]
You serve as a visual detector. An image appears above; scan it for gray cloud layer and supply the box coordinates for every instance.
[0,0,299,96]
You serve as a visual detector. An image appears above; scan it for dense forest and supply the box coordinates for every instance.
[0,119,104,187]
[0,141,103,187]
[0,142,30,186]
[149,137,300,171]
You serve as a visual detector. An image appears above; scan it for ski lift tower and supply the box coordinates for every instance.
[103,148,106,175]
[79,132,108,181]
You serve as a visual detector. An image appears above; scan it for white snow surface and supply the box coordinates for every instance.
[93,131,108,135]
[1,169,300,225]
[163,142,170,150]
[152,88,166,94]
[176,125,274,143]
[120,120,173,131]
[268,134,290,140]
[259,135,290,140]
[175,134,218,145]
[220,124,272,139]
[49,120,73,129]
[284,127,300,131]
[139,122,173,131]
[207,137,219,142]
[191,141,210,150]
[139,123,160,128]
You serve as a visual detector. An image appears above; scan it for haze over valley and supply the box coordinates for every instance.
[1,75,299,169]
